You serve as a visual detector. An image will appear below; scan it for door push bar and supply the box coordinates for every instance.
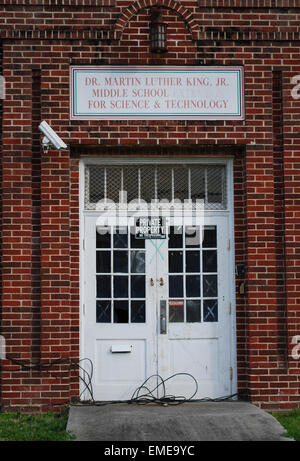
[160,300,167,334]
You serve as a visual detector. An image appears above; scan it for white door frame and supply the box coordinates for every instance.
[79,156,237,400]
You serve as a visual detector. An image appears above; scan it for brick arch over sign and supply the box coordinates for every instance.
[113,0,199,41]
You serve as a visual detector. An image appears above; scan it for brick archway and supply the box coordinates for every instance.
[113,0,199,40]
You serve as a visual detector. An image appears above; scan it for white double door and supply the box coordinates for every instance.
[82,214,234,401]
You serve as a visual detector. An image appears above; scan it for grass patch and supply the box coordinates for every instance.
[0,410,75,441]
[272,409,300,441]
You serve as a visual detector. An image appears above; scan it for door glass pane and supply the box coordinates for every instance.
[169,304,184,322]
[203,226,217,248]
[186,300,201,323]
[169,251,183,273]
[185,226,200,247]
[130,229,145,249]
[131,251,145,273]
[167,221,219,324]
[203,300,218,322]
[203,250,217,272]
[186,275,201,297]
[169,275,183,298]
[131,300,146,323]
[168,226,183,248]
[114,300,128,323]
[131,275,145,298]
[96,300,111,323]
[96,227,111,248]
[113,251,128,273]
[203,275,218,297]
[113,227,128,248]
[96,251,111,273]
[94,223,148,325]
[186,251,200,272]
[97,275,111,298]
[113,276,128,298]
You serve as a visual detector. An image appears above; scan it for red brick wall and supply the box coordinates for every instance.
[0,0,299,411]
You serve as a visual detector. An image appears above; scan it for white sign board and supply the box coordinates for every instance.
[70,66,244,120]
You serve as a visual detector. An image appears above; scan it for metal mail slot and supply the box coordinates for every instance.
[111,345,132,353]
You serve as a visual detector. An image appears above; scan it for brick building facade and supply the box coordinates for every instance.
[0,0,299,412]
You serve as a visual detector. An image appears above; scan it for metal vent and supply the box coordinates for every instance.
[85,164,227,210]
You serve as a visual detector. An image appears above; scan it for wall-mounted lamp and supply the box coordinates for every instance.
[150,7,167,53]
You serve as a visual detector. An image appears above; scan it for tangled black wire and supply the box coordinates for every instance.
[5,354,95,403]
[85,372,239,407]
[5,354,240,407]
[130,373,198,405]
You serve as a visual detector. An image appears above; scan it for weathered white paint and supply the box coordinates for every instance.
[80,158,236,401]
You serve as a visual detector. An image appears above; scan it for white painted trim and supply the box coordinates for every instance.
[79,159,86,398]
[80,156,233,166]
[227,158,237,396]
[79,156,237,399]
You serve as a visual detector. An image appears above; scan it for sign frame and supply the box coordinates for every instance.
[70,65,244,121]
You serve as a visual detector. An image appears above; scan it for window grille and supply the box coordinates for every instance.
[84,164,227,210]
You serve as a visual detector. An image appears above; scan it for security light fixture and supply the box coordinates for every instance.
[150,7,167,53]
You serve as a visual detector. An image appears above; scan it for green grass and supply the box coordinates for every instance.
[0,410,75,441]
[272,409,300,441]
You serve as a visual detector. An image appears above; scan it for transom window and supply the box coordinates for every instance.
[85,164,227,210]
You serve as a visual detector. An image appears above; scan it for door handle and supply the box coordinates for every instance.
[160,300,167,334]
[160,277,164,286]
[150,277,155,286]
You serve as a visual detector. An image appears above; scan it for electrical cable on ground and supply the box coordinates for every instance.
[4,354,242,408]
